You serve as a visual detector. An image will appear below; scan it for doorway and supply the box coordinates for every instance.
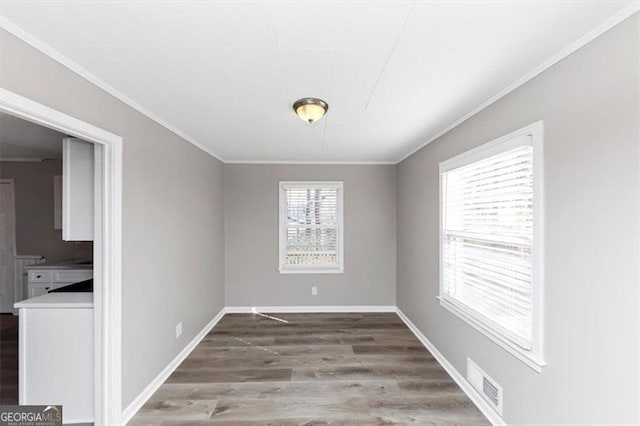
[0,88,123,424]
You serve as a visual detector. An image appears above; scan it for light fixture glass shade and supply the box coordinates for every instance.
[293,98,328,124]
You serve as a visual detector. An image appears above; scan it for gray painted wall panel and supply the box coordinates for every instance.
[224,164,396,307]
[396,14,639,424]
[0,29,226,408]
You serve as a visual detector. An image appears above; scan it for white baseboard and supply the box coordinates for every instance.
[121,308,225,424]
[224,305,397,314]
[395,308,506,426]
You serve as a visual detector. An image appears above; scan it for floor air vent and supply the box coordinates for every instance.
[467,358,503,415]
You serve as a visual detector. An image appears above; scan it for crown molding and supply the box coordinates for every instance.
[0,16,224,163]
[396,3,640,164]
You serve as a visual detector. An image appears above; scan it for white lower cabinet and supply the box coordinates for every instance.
[15,293,94,424]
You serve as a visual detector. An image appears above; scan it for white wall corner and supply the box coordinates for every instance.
[120,308,226,424]
[395,307,507,426]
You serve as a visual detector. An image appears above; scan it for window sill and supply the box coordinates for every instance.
[278,268,344,274]
[438,296,545,373]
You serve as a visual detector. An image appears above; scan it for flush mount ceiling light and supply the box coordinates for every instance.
[293,98,328,124]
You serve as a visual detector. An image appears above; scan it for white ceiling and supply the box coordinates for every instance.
[0,1,635,162]
[0,112,65,160]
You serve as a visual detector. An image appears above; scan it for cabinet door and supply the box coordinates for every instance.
[29,286,50,298]
[62,138,94,241]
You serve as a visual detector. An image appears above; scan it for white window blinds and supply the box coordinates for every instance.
[441,139,535,349]
[279,182,343,272]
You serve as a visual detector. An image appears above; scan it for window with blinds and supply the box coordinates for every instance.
[439,122,544,368]
[279,182,344,273]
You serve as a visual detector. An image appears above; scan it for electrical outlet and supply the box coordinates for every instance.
[176,322,182,338]
[311,286,318,296]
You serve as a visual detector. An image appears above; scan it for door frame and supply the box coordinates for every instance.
[0,179,16,313]
[0,88,123,424]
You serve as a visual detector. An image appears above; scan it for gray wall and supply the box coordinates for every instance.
[396,14,639,424]
[0,159,92,263]
[0,29,226,408]
[224,164,396,307]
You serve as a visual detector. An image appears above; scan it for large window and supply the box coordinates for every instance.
[439,122,544,370]
[279,181,344,273]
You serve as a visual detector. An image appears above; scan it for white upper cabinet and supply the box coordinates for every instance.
[62,138,94,241]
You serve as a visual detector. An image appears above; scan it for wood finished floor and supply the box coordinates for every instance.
[0,313,18,405]
[130,313,489,425]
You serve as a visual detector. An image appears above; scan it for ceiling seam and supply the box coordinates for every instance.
[268,5,290,103]
[363,0,416,110]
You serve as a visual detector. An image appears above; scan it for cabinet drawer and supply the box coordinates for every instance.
[28,271,50,283]
[54,270,92,283]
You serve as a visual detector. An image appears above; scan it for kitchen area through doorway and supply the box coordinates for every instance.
[0,111,97,423]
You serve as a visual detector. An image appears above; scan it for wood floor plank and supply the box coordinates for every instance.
[396,379,468,397]
[368,395,488,424]
[189,344,354,359]
[167,368,292,384]
[148,380,401,403]
[352,345,424,354]
[209,397,372,422]
[177,353,439,371]
[130,313,489,425]
[178,354,361,370]
[290,364,452,382]
[128,399,219,424]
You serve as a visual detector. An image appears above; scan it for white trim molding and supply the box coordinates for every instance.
[0,88,123,425]
[225,306,397,314]
[395,308,506,426]
[121,308,226,425]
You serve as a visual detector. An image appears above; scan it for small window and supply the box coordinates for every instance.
[279,181,344,274]
[439,122,544,371]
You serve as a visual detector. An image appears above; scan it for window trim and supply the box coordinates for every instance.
[278,181,344,274]
[438,121,545,372]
